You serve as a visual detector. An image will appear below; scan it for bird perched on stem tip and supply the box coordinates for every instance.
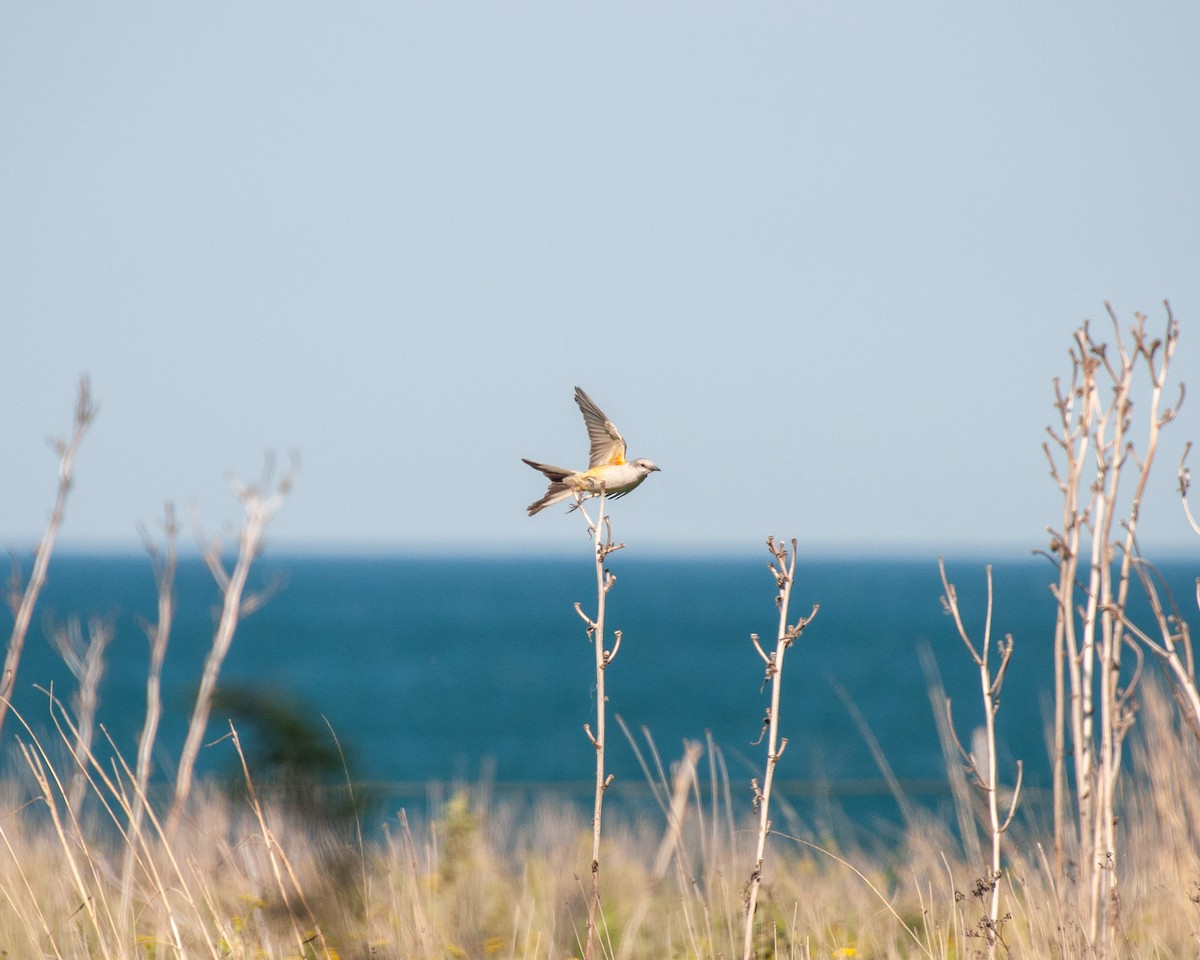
[523,387,661,516]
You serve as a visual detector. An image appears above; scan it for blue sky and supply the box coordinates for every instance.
[3,3,1199,556]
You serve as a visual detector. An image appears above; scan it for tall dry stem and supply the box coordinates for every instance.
[170,453,297,831]
[123,503,179,912]
[573,489,623,960]
[1042,303,1182,954]
[1,376,96,737]
[135,504,178,793]
[938,560,1023,957]
[742,536,817,960]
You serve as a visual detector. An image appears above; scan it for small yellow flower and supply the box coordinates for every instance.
[832,949,858,958]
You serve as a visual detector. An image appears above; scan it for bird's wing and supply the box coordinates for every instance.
[575,387,627,467]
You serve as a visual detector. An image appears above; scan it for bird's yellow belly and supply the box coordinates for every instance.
[569,464,643,495]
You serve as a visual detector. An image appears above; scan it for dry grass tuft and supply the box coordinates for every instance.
[0,681,1196,960]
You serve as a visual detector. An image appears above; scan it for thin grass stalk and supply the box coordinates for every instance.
[615,717,669,818]
[40,694,202,960]
[1,376,96,738]
[918,642,984,867]
[16,739,115,958]
[101,734,193,959]
[832,677,916,826]
[781,832,933,960]
[393,809,437,958]
[0,816,66,959]
[226,723,333,960]
[616,740,703,960]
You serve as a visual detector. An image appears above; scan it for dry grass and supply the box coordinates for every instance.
[0,684,1197,960]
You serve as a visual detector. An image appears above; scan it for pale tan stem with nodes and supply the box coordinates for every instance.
[939,560,1023,958]
[742,537,818,960]
[1,376,96,738]
[574,488,624,960]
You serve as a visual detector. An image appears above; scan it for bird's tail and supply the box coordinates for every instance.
[527,481,575,516]
[521,458,572,482]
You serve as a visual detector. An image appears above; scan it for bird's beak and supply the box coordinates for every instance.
[651,464,662,472]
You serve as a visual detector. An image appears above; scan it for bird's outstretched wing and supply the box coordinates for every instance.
[575,387,627,467]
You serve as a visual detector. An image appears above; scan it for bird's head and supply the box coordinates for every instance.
[632,459,661,475]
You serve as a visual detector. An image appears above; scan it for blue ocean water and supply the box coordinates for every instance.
[5,550,1196,821]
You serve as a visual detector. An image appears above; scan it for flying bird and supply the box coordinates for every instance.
[523,387,661,516]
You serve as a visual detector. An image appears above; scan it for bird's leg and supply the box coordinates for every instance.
[573,490,603,523]
[575,493,597,529]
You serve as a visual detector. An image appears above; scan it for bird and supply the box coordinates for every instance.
[523,387,661,516]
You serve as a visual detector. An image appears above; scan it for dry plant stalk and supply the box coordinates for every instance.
[742,536,817,960]
[44,613,115,812]
[169,454,297,831]
[1117,557,1200,738]
[938,560,1023,958]
[1,375,96,737]
[122,503,179,911]
[1042,303,1181,954]
[136,504,179,794]
[572,488,624,960]
[1124,445,1200,733]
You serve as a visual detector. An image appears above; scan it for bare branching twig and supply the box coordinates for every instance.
[1,376,96,737]
[169,453,298,832]
[45,613,115,812]
[938,560,1022,958]
[742,536,817,960]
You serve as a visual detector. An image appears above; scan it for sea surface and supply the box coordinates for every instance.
[5,549,1196,826]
